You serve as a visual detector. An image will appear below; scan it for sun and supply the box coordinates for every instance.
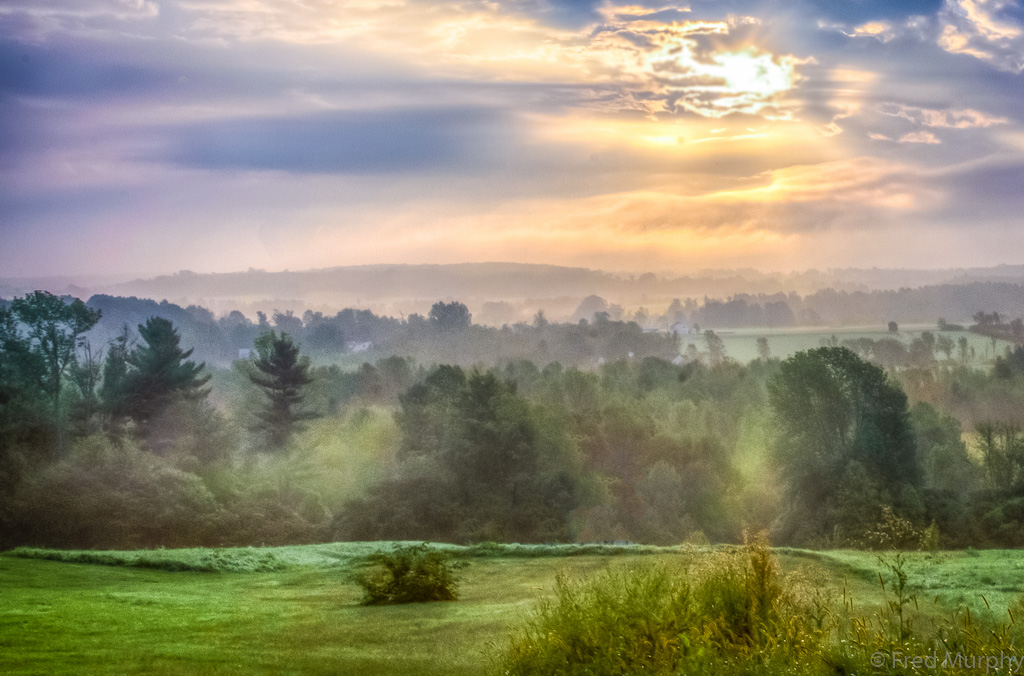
[711,48,795,98]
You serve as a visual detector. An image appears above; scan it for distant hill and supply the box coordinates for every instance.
[4,262,1024,322]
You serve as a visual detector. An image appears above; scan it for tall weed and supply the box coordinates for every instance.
[497,538,1024,675]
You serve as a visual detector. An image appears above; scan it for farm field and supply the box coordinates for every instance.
[678,325,1015,364]
[3,543,1023,676]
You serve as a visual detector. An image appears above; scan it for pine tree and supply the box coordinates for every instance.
[247,331,316,451]
[123,317,210,424]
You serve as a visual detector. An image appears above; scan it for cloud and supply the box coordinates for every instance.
[850,21,899,41]
[2,0,1024,277]
[0,38,179,100]
[899,130,941,143]
[0,0,159,25]
[879,102,1009,128]
[0,0,159,43]
[156,107,525,174]
[938,0,1024,72]
[696,157,938,211]
[801,0,943,25]
[138,1,810,120]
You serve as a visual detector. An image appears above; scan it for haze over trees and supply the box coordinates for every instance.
[17,262,1024,313]
[2,289,1024,551]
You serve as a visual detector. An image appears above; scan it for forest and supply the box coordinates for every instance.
[3,289,1024,553]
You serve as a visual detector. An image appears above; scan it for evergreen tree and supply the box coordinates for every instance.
[122,317,210,425]
[247,331,316,451]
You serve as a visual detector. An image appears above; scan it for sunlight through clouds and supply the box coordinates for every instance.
[2,0,1024,275]
[172,0,805,120]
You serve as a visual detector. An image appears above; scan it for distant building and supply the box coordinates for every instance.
[670,321,692,335]
[347,341,372,353]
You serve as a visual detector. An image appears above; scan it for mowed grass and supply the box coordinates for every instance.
[0,544,666,676]
[3,544,1024,675]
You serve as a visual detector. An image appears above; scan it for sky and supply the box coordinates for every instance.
[1,0,1024,277]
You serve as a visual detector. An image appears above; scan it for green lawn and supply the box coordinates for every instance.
[3,544,1022,675]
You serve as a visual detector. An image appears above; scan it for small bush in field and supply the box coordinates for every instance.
[355,543,459,604]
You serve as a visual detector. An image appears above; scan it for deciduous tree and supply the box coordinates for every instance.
[428,301,471,332]
[769,347,920,543]
[9,291,101,417]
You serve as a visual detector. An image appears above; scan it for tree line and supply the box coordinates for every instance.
[4,291,1024,550]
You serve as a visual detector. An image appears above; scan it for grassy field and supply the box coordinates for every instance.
[678,325,1014,364]
[4,543,1024,675]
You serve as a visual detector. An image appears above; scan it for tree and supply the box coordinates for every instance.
[68,338,103,434]
[99,325,133,422]
[704,330,725,366]
[995,346,1024,379]
[342,365,587,542]
[428,301,471,332]
[768,347,920,543]
[247,331,316,450]
[0,305,51,516]
[122,317,210,425]
[936,334,954,361]
[957,336,970,364]
[9,291,101,417]
[888,321,899,334]
[756,336,771,361]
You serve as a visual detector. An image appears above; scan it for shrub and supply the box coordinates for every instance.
[355,543,459,604]
[863,505,923,550]
[496,537,823,676]
[8,546,288,573]
[497,538,1024,676]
